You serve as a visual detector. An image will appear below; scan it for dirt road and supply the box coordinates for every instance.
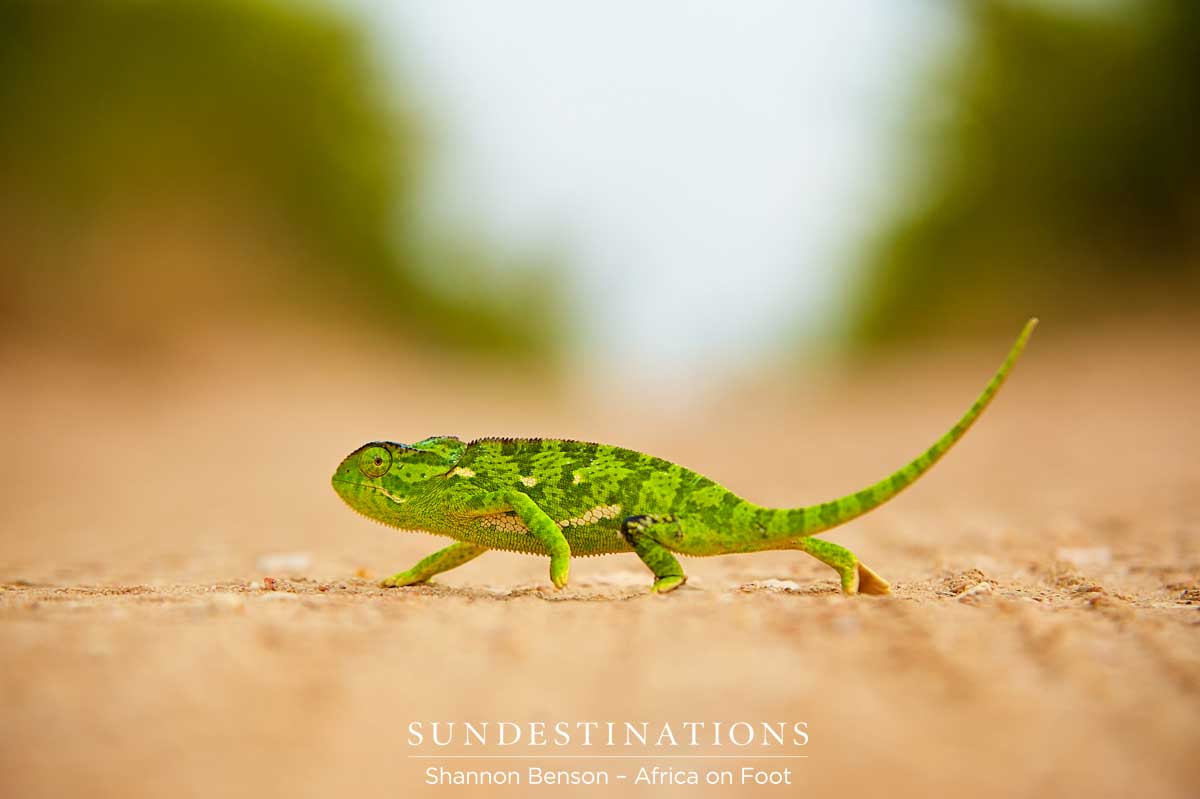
[2,320,1197,797]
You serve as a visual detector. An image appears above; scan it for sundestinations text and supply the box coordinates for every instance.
[408,721,809,748]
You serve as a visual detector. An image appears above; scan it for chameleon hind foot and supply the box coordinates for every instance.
[621,515,688,594]
[380,542,488,588]
[792,536,891,596]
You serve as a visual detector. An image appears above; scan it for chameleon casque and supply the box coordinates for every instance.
[332,319,1037,595]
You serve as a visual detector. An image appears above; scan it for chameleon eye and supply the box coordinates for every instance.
[358,446,391,478]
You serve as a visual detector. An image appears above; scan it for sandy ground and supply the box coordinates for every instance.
[1,319,1197,798]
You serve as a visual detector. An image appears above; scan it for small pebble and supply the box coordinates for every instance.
[958,582,994,601]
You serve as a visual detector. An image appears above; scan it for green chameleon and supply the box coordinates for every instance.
[332,319,1037,595]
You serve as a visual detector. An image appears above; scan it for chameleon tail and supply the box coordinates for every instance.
[775,318,1038,537]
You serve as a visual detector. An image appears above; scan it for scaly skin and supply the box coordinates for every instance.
[332,319,1037,595]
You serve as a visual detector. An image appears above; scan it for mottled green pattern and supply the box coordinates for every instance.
[332,320,1037,594]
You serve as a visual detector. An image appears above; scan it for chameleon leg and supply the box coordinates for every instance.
[620,515,687,594]
[465,490,571,589]
[790,536,891,595]
[382,542,488,587]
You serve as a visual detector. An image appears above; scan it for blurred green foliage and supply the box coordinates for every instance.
[0,0,560,358]
[848,0,1199,347]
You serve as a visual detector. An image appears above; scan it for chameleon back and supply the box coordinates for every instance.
[450,438,737,555]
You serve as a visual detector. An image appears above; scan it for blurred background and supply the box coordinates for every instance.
[2,2,1198,798]
[2,0,1195,379]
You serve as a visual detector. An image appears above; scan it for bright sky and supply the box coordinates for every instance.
[342,1,953,378]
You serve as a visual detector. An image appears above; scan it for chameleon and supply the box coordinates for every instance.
[331,318,1037,595]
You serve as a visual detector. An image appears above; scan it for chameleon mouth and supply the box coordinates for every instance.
[331,479,410,517]
[337,481,408,505]
[330,477,366,497]
[334,490,449,544]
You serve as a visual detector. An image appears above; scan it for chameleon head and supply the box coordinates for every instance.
[331,436,465,523]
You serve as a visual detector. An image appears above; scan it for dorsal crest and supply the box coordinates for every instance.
[411,435,466,466]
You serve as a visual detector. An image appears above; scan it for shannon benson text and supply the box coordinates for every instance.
[408,720,809,748]
[426,767,607,786]
[425,766,793,787]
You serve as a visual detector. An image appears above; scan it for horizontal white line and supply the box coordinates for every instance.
[407,755,808,760]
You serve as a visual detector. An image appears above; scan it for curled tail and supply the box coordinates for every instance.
[775,318,1038,536]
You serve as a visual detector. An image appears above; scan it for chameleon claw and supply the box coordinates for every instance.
[550,559,570,590]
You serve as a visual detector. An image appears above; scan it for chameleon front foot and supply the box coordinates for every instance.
[549,555,570,590]
[651,575,687,594]
[463,490,572,590]
[791,536,891,596]
[381,571,430,588]
[380,542,488,588]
